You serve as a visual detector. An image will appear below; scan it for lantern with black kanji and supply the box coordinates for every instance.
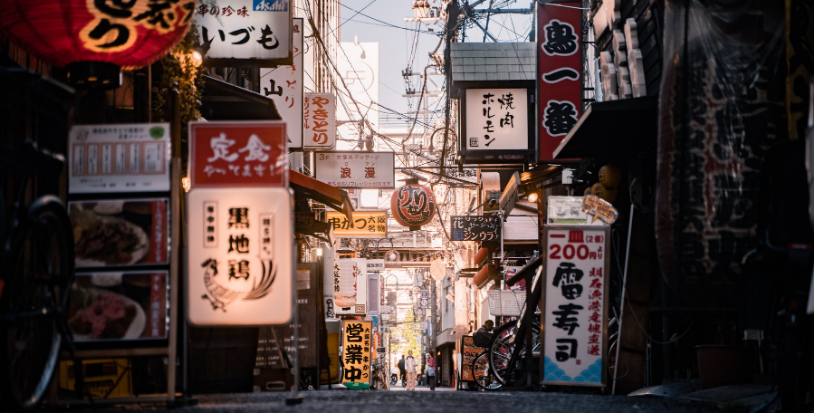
[0,0,197,89]
[391,180,436,231]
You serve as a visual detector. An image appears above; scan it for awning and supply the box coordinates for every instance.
[553,95,658,160]
[201,75,282,120]
[289,170,354,221]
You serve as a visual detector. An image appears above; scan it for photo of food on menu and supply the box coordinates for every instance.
[69,199,169,267]
[69,272,168,342]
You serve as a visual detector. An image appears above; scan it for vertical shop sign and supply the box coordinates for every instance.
[542,226,609,386]
[260,18,303,148]
[464,88,528,151]
[341,320,372,383]
[303,93,336,149]
[538,3,582,161]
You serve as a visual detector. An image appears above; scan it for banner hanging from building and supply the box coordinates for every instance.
[260,18,303,149]
[537,3,582,161]
[542,226,609,387]
[341,320,373,384]
[194,0,292,66]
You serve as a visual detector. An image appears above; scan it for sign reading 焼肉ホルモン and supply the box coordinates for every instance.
[542,226,609,387]
[464,88,529,151]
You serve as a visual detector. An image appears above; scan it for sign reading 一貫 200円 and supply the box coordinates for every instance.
[450,215,501,242]
[542,226,609,387]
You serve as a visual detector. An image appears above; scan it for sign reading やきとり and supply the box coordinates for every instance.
[542,226,609,386]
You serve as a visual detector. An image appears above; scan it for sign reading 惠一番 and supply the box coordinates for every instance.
[538,3,582,161]
[341,320,372,384]
[326,211,386,237]
[464,88,529,151]
[314,151,395,189]
[542,225,609,387]
[194,0,292,66]
[188,121,287,188]
[450,215,501,242]
[260,18,303,149]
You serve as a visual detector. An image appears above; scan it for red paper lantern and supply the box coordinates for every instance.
[391,183,436,231]
[0,0,197,88]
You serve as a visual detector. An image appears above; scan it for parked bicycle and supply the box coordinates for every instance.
[0,141,76,411]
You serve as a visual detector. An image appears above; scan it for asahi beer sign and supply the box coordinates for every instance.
[542,226,609,386]
[187,188,293,326]
[194,0,292,66]
[260,18,303,148]
[464,88,528,151]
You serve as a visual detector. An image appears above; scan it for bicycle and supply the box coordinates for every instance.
[0,141,76,411]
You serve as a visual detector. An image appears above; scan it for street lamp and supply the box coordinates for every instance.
[375,238,399,262]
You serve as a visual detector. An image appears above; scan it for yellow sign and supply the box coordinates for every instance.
[341,320,373,384]
[582,195,619,224]
[327,211,387,237]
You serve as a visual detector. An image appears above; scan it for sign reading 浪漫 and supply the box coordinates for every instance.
[259,18,303,148]
[194,0,292,66]
[188,121,287,189]
[450,215,501,242]
[464,88,528,151]
[314,151,395,188]
[326,211,387,237]
[542,226,609,387]
[538,3,582,161]
[186,187,294,326]
[341,320,372,384]
[69,123,171,194]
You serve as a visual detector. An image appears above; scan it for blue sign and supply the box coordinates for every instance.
[253,0,289,11]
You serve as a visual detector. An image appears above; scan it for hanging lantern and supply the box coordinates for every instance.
[391,182,436,231]
[0,0,198,89]
[335,258,359,309]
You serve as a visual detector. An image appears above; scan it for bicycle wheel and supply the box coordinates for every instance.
[472,351,503,391]
[0,201,74,411]
[488,320,541,384]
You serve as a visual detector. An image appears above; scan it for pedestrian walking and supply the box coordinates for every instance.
[405,350,418,391]
[398,355,406,387]
[426,352,437,391]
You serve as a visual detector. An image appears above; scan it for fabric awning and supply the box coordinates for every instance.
[553,95,658,160]
[201,75,282,120]
[289,170,354,221]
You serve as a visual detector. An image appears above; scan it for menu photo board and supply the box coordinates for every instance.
[69,198,170,268]
[460,335,487,383]
[541,225,610,387]
[69,271,168,342]
[341,320,373,384]
[68,123,171,194]
[450,215,501,242]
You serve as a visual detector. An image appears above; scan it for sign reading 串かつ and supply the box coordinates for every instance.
[194,0,292,66]
[542,226,609,386]
[69,123,170,193]
[464,88,528,151]
[188,121,287,188]
[186,188,293,326]
[326,211,386,237]
[341,320,372,384]
[259,18,303,148]
[314,152,395,188]
[450,215,501,242]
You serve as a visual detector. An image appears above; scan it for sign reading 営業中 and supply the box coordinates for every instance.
[450,215,501,242]
[68,123,170,193]
[326,211,387,237]
[259,18,303,148]
[542,226,609,387]
[188,121,287,188]
[464,88,528,151]
[194,0,292,66]
[341,320,373,384]
[186,188,294,326]
[314,151,395,188]
[303,93,337,149]
[538,3,582,161]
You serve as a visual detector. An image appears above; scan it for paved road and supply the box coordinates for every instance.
[44,389,750,413]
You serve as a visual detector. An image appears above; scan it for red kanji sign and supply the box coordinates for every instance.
[189,121,287,188]
[537,3,582,162]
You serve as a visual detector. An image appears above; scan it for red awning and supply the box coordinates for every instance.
[289,170,354,221]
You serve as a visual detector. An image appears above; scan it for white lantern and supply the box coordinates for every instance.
[335,258,358,308]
